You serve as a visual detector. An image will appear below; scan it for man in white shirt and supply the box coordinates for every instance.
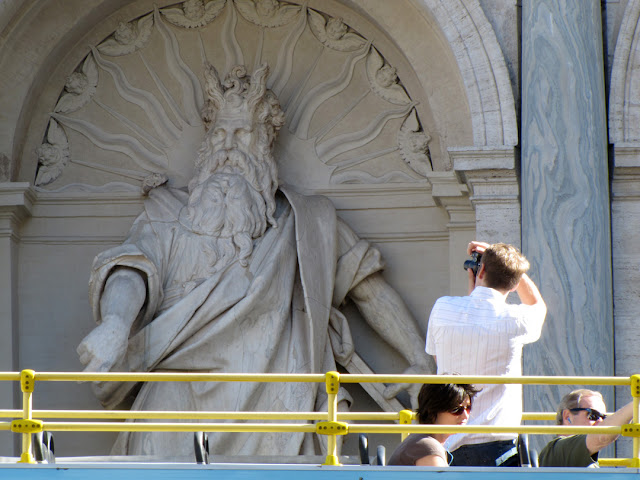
[426,241,547,466]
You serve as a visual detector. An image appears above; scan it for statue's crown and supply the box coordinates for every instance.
[202,63,283,130]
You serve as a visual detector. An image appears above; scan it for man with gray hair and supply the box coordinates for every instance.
[539,389,634,467]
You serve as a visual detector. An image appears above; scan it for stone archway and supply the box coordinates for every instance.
[0,0,517,457]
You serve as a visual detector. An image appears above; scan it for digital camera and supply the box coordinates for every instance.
[463,251,482,276]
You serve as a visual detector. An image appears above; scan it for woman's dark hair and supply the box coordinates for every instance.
[416,382,480,424]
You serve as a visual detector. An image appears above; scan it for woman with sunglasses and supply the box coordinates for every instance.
[539,389,634,467]
[388,382,480,466]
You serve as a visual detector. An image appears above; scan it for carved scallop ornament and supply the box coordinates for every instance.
[35,0,434,192]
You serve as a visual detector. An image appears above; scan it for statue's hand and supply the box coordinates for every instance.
[77,317,129,372]
[382,363,431,410]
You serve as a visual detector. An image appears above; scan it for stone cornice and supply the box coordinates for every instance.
[449,146,519,207]
[449,145,516,171]
[613,144,640,168]
[0,182,36,238]
[612,145,640,200]
[305,182,436,209]
[425,171,469,203]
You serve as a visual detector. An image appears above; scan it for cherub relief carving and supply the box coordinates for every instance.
[35,0,433,190]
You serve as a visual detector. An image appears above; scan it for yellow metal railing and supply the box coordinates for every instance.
[1,370,638,467]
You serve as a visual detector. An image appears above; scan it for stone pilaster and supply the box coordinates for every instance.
[426,171,475,296]
[521,0,613,441]
[0,182,34,455]
[611,149,640,453]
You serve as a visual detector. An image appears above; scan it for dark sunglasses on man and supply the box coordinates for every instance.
[569,407,607,421]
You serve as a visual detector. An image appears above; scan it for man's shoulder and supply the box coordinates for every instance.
[431,295,472,316]
[433,287,499,306]
[539,435,596,467]
[434,294,471,306]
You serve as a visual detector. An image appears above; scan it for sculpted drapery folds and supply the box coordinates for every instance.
[77,63,430,459]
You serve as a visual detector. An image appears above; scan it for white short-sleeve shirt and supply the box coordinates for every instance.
[425,286,546,451]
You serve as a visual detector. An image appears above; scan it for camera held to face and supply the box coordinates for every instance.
[463,251,482,276]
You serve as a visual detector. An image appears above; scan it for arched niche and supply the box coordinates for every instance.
[0,0,517,456]
[0,0,518,184]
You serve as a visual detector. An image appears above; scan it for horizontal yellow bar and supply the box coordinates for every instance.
[339,413,401,421]
[0,410,327,420]
[33,372,326,383]
[521,413,556,421]
[0,422,12,431]
[339,374,629,386]
[0,410,27,418]
[0,410,406,421]
[0,410,580,423]
[0,371,630,386]
[35,421,620,436]
[599,458,632,467]
[348,424,622,435]
[0,409,558,422]
[45,410,328,420]
[43,422,317,433]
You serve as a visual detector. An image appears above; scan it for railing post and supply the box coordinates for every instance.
[323,371,340,466]
[399,409,413,441]
[17,370,36,464]
[631,374,640,468]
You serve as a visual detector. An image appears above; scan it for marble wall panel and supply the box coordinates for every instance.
[521,1,614,454]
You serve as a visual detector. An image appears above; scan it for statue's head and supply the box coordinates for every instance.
[190,64,284,228]
[200,63,285,152]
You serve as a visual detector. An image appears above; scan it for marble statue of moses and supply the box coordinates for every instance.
[77,63,429,459]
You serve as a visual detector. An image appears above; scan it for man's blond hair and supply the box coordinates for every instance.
[481,243,530,291]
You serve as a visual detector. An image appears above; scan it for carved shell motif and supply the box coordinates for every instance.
[161,0,226,28]
[398,110,432,177]
[308,10,367,52]
[366,47,411,106]
[235,0,301,28]
[35,119,70,186]
[97,13,153,56]
[36,0,434,191]
[54,55,98,114]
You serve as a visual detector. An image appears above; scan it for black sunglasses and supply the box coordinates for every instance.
[569,407,607,421]
[449,404,472,415]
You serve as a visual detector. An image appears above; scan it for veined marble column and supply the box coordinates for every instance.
[521,0,614,434]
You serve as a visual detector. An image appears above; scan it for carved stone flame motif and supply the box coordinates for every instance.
[36,0,432,192]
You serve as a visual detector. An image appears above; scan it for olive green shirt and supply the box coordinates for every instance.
[539,435,598,468]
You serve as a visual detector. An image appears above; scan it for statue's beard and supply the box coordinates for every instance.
[193,141,278,227]
[184,173,270,268]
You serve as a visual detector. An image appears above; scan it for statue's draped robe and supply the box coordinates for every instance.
[88,186,384,459]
